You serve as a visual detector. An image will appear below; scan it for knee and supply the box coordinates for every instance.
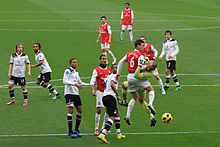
[97,108,102,114]
[8,84,13,89]
[155,76,160,81]
[68,108,73,114]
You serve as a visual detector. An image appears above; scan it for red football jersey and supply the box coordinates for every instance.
[95,67,111,92]
[121,9,133,25]
[126,50,142,73]
[99,23,110,43]
[141,44,155,60]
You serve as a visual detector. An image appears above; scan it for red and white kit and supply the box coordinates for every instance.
[141,44,159,76]
[121,8,134,30]
[90,66,111,107]
[117,49,151,92]
[99,23,111,49]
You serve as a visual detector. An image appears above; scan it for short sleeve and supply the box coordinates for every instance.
[9,55,14,64]
[38,53,45,61]
[26,55,30,64]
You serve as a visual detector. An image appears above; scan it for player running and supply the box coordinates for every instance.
[63,58,90,138]
[140,36,166,94]
[159,30,181,91]
[120,2,134,43]
[117,40,156,126]
[98,64,125,144]
[7,43,31,106]
[31,42,60,99]
[96,16,116,64]
[90,55,111,135]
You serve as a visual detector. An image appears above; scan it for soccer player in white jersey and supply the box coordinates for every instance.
[120,2,134,43]
[159,30,181,91]
[63,58,90,138]
[98,64,125,144]
[7,43,31,106]
[96,16,116,64]
[31,43,60,99]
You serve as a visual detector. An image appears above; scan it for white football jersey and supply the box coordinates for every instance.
[10,53,30,77]
[159,39,179,61]
[35,51,52,74]
[103,73,118,97]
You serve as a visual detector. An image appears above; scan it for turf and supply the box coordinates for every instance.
[0,0,220,146]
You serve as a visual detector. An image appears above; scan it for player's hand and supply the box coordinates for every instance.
[108,40,111,44]
[8,73,11,78]
[92,90,96,96]
[131,21,133,25]
[168,55,173,59]
[117,95,122,101]
[159,57,162,61]
[75,83,82,89]
[96,40,99,43]
[27,72,31,77]
[31,65,35,68]
[116,74,120,82]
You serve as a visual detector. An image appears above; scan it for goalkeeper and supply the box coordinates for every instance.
[120,59,157,127]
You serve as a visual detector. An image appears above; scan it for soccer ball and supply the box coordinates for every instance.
[161,113,173,123]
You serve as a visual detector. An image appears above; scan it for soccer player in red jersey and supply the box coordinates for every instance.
[96,16,116,64]
[120,2,134,43]
[117,40,156,126]
[90,55,111,135]
[140,36,166,94]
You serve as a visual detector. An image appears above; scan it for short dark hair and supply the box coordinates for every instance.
[101,16,106,20]
[111,64,117,69]
[135,40,144,48]
[99,54,106,60]
[125,2,130,5]
[140,36,146,40]
[16,43,23,50]
[69,58,77,63]
[165,30,172,35]
[33,42,41,49]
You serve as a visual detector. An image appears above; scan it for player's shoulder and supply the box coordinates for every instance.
[21,53,27,57]
[11,53,17,57]
[107,67,111,70]
[170,39,176,42]
[163,40,167,44]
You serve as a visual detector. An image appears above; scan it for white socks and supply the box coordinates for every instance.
[95,113,100,130]
[101,112,109,129]
[126,99,136,118]
[121,31,124,41]
[158,79,164,90]
[148,91,155,105]
[129,31,133,42]
[108,50,116,62]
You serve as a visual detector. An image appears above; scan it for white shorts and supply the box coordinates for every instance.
[96,90,104,108]
[153,68,159,76]
[122,25,132,31]
[127,73,151,92]
[101,43,110,49]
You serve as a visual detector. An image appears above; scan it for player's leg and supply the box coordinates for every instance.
[165,61,171,90]
[101,110,109,131]
[7,77,15,105]
[21,85,28,106]
[170,61,181,91]
[154,68,166,94]
[121,81,128,106]
[121,25,126,43]
[74,100,82,137]
[171,70,181,91]
[115,111,126,139]
[65,94,76,138]
[43,73,60,99]
[124,91,137,125]
[128,25,133,43]
[94,91,103,135]
[145,85,156,115]
[105,45,116,64]
[98,95,116,143]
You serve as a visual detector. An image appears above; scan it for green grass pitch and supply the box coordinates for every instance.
[0,0,220,146]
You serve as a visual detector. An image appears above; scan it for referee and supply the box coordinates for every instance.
[159,30,181,91]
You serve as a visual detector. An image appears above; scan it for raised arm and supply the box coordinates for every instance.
[117,55,127,75]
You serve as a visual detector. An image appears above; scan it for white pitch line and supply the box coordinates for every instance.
[0,74,220,87]
[0,84,220,89]
[0,19,219,22]
[0,131,218,137]
[0,11,219,20]
[0,26,219,32]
